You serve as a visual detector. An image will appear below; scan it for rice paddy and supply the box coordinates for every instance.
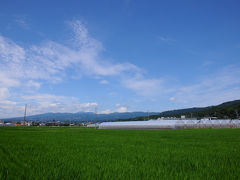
[0,127,240,179]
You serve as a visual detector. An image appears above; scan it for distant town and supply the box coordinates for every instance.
[0,120,93,127]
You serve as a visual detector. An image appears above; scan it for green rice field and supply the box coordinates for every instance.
[0,127,240,179]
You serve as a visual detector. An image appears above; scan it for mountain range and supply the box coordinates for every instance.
[3,112,159,122]
[3,100,240,122]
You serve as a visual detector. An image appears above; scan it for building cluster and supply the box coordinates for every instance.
[157,115,196,120]
[156,116,219,120]
[1,115,239,128]
[0,120,93,127]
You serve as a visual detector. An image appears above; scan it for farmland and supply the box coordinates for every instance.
[0,127,240,179]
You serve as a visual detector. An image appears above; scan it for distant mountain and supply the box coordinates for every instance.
[4,100,240,122]
[118,100,240,121]
[4,112,159,122]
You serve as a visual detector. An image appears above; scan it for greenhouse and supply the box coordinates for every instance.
[98,119,240,129]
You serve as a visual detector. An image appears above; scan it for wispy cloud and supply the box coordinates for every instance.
[157,35,175,44]
[15,15,29,29]
[1,20,143,87]
[26,80,41,89]
[0,88,10,100]
[0,20,161,117]
[123,77,163,96]
[1,19,239,117]
[171,66,240,107]
[99,80,109,84]
[201,61,215,67]
[0,20,162,89]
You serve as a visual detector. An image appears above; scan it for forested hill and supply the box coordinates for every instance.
[118,100,240,121]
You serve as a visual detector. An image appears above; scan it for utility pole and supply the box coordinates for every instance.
[24,104,27,126]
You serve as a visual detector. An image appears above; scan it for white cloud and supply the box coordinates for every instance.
[0,72,20,87]
[169,97,175,101]
[0,19,160,118]
[0,21,142,91]
[0,20,140,117]
[115,104,129,113]
[0,88,10,100]
[1,19,239,117]
[99,109,111,114]
[116,106,128,113]
[123,77,163,96]
[98,104,129,114]
[21,94,98,116]
[0,36,25,63]
[99,80,109,84]
[0,100,17,105]
[0,102,23,118]
[26,80,41,89]
[0,88,21,118]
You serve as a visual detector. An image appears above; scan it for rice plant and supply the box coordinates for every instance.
[0,127,240,179]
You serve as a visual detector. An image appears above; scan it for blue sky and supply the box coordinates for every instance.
[0,0,240,118]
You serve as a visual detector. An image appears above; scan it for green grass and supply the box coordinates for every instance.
[0,127,240,179]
